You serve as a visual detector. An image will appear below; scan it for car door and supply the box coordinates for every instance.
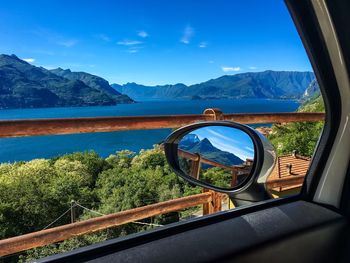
[36,0,350,262]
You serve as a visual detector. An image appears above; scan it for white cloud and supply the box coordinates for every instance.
[97,34,111,42]
[209,60,215,64]
[138,31,148,38]
[58,39,77,47]
[117,40,142,46]
[249,66,257,70]
[126,45,143,53]
[195,127,254,160]
[245,146,254,152]
[180,25,194,44]
[32,28,78,48]
[221,66,241,72]
[22,58,35,63]
[199,42,207,48]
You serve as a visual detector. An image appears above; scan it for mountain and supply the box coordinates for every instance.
[112,71,316,101]
[303,79,320,100]
[179,136,244,166]
[0,54,133,109]
[50,68,131,103]
[112,83,187,101]
[179,134,201,148]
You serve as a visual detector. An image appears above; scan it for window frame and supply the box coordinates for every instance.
[35,0,347,261]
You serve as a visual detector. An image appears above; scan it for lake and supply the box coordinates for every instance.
[0,99,299,163]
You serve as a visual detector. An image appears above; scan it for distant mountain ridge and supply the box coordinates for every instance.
[113,71,316,101]
[0,53,319,109]
[0,54,133,109]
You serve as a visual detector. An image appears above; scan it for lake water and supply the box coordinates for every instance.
[0,99,299,163]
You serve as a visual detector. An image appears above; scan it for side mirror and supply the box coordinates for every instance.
[164,121,276,204]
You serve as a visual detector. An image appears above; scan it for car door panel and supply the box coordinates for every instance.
[40,201,348,263]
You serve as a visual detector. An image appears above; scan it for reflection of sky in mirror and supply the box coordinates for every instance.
[190,126,254,160]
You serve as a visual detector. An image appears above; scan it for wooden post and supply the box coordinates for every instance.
[190,154,201,180]
[202,189,210,215]
[231,169,238,187]
[70,200,76,223]
[203,108,224,120]
[203,190,222,215]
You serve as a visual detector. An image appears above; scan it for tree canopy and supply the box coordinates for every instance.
[269,95,325,157]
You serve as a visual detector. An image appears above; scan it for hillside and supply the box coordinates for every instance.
[113,71,316,101]
[0,54,133,109]
[50,68,132,103]
[302,79,320,100]
[298,94,324,113]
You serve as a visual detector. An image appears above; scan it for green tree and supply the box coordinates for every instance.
[268,95,325,157]
[0,157,96,240]
[1,146,200,262]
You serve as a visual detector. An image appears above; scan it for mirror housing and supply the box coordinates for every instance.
[164,121,276,204]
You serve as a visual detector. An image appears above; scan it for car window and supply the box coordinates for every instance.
[0,0,324,261]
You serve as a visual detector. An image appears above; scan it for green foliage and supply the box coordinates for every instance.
[202,167,232,188]
[95,146,183,218]
[298,95,324,112]
[59,151,111,186]
[268,95,325,157]
[269,121,324,157]
[0,158,96,240]
[0,147,200,262]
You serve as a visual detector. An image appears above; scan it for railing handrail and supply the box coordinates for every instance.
[0,111,325,138]
[178,149,248,172]
[0,191,215,257]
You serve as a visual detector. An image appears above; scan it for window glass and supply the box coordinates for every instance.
[0,0,324,261]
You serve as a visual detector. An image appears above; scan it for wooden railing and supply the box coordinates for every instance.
[178,149,251,185]
[0,108,325,256]
[0,191,221,257]
[0,109,324,138]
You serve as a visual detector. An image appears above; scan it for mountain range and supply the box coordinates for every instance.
[179,134,244,166]
[0,54,319,109]
[0,54,133,109]
[112,71,316,101]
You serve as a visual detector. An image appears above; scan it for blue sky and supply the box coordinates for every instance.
[189,126,254,161]
[0,0,312,86]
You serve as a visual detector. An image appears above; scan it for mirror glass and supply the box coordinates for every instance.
[178,126,255,189]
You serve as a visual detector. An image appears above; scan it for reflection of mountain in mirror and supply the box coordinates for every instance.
[178,126,255,188]
[179,136,243,166]
[179,126,255,166]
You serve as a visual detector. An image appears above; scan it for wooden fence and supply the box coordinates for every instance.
[0,191,219,257]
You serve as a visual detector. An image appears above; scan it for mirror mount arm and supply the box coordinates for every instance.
[228,183,271,206]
